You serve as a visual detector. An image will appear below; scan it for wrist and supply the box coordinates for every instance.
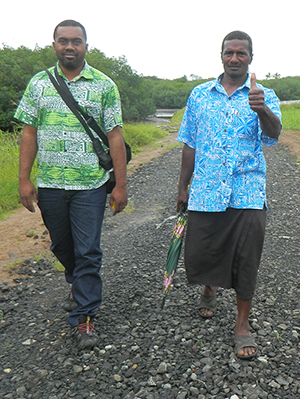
[115,181,127,189]
[19,176,31,182]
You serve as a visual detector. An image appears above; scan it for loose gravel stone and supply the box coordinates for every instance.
[0,143,299,398]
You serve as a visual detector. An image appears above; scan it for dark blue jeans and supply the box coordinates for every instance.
[38,186,107,327]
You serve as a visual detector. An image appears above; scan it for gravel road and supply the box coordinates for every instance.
[0,141,299,399]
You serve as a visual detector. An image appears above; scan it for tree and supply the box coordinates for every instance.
[0,46,155,130]
[265,72,281,80]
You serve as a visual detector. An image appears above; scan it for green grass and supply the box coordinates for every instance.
[170,108,185,125]
[0,129,37,220]
[122,123,167,153]
[0,131,23,219]
[280,103,300,131]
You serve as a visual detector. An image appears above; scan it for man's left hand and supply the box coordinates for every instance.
[110,185,127,215]
[248,73,266,114]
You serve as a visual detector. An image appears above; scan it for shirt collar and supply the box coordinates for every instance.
[212,73,251,93]
[56,61,93,82]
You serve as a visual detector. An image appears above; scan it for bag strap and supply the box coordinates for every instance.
[53,67,110,148]
[45,68,113,170]
[45,69,96,141]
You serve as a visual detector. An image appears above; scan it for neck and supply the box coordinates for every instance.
[59,63,84,81]
[221,73,248,96]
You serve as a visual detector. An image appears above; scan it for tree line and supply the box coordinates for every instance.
[1,45,300,131]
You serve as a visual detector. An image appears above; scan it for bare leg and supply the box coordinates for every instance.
[200,285,216,317]
[235,295,256,357]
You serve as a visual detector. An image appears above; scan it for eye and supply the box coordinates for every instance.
[73,39,83,46]
[58,38,67,45]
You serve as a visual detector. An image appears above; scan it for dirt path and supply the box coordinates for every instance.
[0,129,299,285]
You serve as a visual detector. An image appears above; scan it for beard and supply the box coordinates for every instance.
[57,52,85,71]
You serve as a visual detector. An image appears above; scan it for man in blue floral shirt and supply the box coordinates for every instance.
[177,31,281,359]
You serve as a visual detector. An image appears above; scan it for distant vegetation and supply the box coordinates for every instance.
[261,76,300,101]
[0,45,156,130]
[2,44,300,132]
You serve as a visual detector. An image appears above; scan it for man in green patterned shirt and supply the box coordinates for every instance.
[15,20,127,350]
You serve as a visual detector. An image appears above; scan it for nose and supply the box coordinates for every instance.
[231,52,239,63]
[65,40,76,50]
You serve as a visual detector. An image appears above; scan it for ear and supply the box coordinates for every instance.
[249,53,253,65]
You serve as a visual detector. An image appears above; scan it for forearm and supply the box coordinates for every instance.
[178,144,195,189]
[107,126,127,187]
[177,144,195,211]
[257,106,282,139]
[107,126,127,215]
[19,124,38,212]
[19,124,38,182]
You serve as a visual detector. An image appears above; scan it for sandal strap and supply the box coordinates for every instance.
[234,335,257,353]
[199,294,217,311]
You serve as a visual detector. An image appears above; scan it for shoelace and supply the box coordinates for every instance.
[76,316,95,336]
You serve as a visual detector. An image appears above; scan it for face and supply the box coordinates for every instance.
[221,39,252,80]
[53,26,88,71]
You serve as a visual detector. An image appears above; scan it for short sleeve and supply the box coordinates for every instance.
[177,89,198,149]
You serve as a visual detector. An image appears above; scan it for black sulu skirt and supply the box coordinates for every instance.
[184,207,266,300]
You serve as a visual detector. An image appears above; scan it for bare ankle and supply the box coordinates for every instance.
[203,286,216,296]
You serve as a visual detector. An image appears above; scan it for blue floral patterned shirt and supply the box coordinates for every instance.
[177,74,282,212]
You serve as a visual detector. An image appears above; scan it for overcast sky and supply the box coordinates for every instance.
[1,0,298,80]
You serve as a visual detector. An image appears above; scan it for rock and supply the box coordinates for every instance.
[114,374,122,382]
[73,365,83,373]
[16,386,27,396]
[147,376,156,386]
[21,339,36,345]
[0,144,300,399]
[176,392,188,399]
[157,362,168,374]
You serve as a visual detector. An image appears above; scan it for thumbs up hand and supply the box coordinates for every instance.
[250,73,258,90]
[248,73,265,113]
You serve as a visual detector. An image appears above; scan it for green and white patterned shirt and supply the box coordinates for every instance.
[14,62,122,190]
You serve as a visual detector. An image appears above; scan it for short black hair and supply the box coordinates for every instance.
[53,20,87,42]
[221,31,253,55]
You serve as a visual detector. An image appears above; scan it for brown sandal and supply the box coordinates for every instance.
[234,334,257,360]
[199,294,217,318]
